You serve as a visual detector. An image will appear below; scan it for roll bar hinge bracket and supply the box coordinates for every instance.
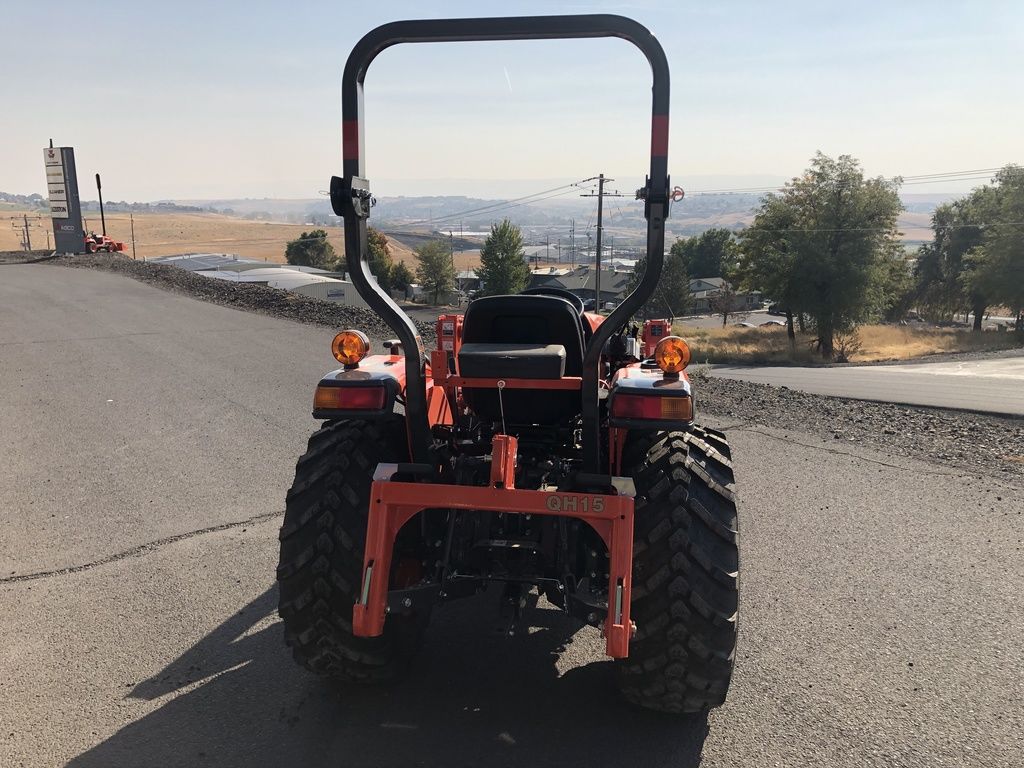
[330,175,374,219]
[636,174,671,220]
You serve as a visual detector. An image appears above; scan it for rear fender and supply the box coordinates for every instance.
[312,354,405,420]
[607,363,694,431]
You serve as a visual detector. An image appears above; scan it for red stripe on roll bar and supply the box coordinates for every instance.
[651,113,669,157]
[342,120,360,160]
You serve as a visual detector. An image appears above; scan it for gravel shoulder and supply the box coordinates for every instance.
[693,370,1024,481]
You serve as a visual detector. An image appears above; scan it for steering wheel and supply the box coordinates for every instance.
[520,286,586,314]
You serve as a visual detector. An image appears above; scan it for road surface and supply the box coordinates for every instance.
[711,357,1024,416]
[1,265,1022,768]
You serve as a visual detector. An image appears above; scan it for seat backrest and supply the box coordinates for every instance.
[462,295,584,374]
[459,295,585,425]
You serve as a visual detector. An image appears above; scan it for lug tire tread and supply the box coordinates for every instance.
[616,427,740,713]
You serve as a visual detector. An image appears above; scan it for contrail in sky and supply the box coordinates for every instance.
[503,66,513,92]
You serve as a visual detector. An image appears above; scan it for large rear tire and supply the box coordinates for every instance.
[616,426,739,713]
[277,418,426,682]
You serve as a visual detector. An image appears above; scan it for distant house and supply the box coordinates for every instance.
[688,277,725,294]
[605,257,639,271]
[456,270,480,292]
[687,277,761,314]
[528,266,571,290]
[539,266,631,306]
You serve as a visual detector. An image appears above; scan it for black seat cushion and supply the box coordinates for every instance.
[458,343,566,379]
[459,295,584,425]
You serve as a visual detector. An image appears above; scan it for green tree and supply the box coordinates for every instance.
[736,195,803,342]
[914,198,987,327]
[972,165,1024,331]
[739,153,902,359]
[284,230,337,270]
[391,261,414,293]
[915,165,1024,331]
[672,227,737,278]
[477,219,529,296]
[869,244,915,322]
[415,239,456,305]
[367,227,394,293]
[628,251,689,318]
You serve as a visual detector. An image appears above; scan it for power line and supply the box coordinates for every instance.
[734,220,1024,236]
[395,179,598,228]
[684,166,1008,197]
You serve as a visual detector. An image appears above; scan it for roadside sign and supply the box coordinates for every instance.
[42,145,85,252]
[43,148,69,219]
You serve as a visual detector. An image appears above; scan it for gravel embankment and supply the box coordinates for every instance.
[37,252,437,343]
[0,249,55,264]
[693,370,1024,481]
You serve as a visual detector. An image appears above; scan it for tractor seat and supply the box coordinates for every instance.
[458,294,584,426]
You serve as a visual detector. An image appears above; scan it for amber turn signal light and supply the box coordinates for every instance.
[332,330,370,366]
[654,335,690,374]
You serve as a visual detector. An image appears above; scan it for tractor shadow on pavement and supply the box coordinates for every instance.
[68,585,710,768]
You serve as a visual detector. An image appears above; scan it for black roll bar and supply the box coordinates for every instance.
[332,15,671,470]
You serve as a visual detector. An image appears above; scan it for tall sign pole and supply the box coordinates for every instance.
[95,174,107,236]
[43,142,85,253]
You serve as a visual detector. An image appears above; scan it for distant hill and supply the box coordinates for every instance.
[164,189,951,240]
[3,187,954,253]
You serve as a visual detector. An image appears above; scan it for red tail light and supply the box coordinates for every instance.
[610,394,692,421]
[314,385,386,411]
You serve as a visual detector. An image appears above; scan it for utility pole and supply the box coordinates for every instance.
[130,213,137,260]
[569,219,575,268]
[23,214,32,250]
[581,173,624,310]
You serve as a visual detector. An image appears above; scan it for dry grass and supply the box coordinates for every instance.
[676,322,1022,365]
[0,208,437,268]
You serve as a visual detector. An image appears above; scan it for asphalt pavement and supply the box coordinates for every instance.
[711,358,1024,417]
[2,265,1022,768]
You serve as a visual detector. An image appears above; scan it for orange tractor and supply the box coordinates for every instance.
[275,15,739,714]
[83,232,125,253]
[83,173,125,253]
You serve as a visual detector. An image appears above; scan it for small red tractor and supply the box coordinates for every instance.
[276,15,739,714]
[83,231,125,253]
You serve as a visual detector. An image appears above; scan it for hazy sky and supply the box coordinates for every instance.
[2,0,1021,200]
